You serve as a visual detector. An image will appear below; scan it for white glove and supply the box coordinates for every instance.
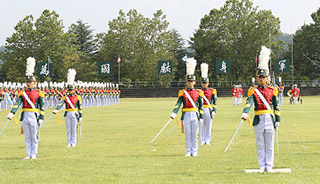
[170,113,177,119]
[275,122,280,129]
[241,113,248,120]
[78,118,82,123]
[38,119,43,126]
[53,109,58,114]
[7,112,14,120]
[211,111,216,119]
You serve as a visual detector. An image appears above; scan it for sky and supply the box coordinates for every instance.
[0,0,319,46]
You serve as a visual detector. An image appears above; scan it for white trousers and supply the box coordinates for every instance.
[293,97,299,105]
[183,111,199,154]
[65,111,78,145]
[200,108,212,143]
[21,112,39,157]
[232,97,238,105]
[254,114,274,168]
[278,93,283,106]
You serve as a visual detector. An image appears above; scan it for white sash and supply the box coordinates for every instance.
[202,94,211,107]
[23,91,36,109]
[183,90,197,108]
[65,95,76,109]
[254,88,271,110]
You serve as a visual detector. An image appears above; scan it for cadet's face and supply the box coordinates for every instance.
[186,80,196,88]
[68,89,75,95]
[257,76,267,86]
[201,82,209,88]
[26,81,36,89]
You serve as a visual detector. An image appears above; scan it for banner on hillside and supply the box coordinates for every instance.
[216,60,231,74]
[158,61,172,75]
[38,62,52,77]
[275,59,290,73]
[98,62,113,76]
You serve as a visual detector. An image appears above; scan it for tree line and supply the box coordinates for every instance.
[0,0,319,83]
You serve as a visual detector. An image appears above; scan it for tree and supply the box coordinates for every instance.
[171,29,188,81]
[68,20,97,55]
[290,8,320,80]
[0,10,77,82]
[96,9,177,82]
[191,0,283,82]
[68,20,98,81]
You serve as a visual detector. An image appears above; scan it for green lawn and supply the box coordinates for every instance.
[0,96,319,183]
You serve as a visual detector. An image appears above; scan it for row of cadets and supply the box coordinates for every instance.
[0,81,120,110]
[240,46,280,173]
[170,58,204,157]
[78,82,120,108]
[53,69,82,147]
[199,63,218,145]
[6,57,45,159]
[0,82,25,110]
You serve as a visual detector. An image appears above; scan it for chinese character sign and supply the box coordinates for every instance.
[275,59,290,73]
[98,62,113,76]
[38,62,52,77]
[158,61,172,75]
[216,60,231,74]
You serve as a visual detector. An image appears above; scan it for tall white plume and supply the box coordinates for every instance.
[252,77,255,83]
[201,63,208,78]
[67,68,77,85]
[258,46,271,72]
[26,57,36,76]
[186,58,197,75]
[279,77,282,83]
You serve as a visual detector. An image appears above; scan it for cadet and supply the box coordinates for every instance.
[53,69,82,147]
[7,57,45,159]
[199,63,217,145]
[170,58,204,157]
[277,81,284,106]
[231,85,238,105]
[240,46,280,173]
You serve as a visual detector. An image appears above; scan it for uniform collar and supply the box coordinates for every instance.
[27,88,36,91]
[187,87,195,90]
[258,84,268,88]
[202,88,209,90]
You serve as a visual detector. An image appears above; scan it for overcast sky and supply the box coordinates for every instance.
[0,0,319,46]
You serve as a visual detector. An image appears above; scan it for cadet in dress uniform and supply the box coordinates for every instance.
[7,57,45,159]
[231,85,238,105]
[291,84,300,105]
[240,46,280,173]
[199,63,217,145]
[53,69,82,147]
[277,81,284,106]
[170,58,204,157]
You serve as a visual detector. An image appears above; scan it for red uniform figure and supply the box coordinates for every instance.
[231,86,238,105]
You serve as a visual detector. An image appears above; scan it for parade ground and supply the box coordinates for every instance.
[0,96,319,183]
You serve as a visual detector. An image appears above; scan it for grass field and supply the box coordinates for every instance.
[0,96,319,183]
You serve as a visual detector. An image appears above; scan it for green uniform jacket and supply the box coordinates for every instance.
[243,86,280,128]
[10,89,45,121]
[172,88,204,120]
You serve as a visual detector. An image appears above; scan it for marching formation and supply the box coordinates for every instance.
[169,58,218,157]
[0,80,120,111]
[0,46,300,173]
[157,45,285,173]
[2,57,120,159]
